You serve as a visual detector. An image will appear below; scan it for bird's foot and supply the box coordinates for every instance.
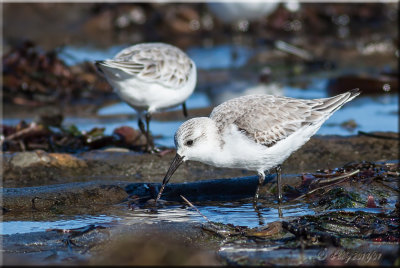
[252,194,260,209]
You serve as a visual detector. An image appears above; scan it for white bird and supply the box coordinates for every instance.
[207,1,300,30]
[156,89,360,204]
[96,42,197,152]
[208,2,279,24]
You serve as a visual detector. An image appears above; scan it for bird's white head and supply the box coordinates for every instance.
[174,117,220,163]
[155,117,220,203]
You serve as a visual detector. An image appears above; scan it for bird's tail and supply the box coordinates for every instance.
[313,88,361,115]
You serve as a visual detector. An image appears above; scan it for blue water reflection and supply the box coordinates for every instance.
[1,215,118,235]
[59,45,127,66]
[186,44,254,69]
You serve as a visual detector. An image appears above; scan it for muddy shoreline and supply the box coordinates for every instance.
[2,132,398,188]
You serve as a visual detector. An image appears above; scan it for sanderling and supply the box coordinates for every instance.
[156,89,360,204]
[208,2,278,28]
[96,42,197,152]
[207,2,300,31]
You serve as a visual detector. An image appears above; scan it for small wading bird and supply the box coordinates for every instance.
[207,2,300,31]
[156,89,360,205]
[96,43,197,152]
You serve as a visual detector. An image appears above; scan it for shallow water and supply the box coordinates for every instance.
[1,200,315,235]
[4,199,393,236]
[1,215,119,235]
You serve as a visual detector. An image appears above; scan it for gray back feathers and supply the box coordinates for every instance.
[210,89,360,147]
[102,43,194,89]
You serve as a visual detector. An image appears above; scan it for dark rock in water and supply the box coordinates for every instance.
[2,181,129,211]
[366,195,377,208]
[125,175,277,202]
[113,126,146,146]
[245,221,284,238]
[327,73,398,95]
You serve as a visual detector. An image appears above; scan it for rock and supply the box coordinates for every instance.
[366,195,377,208]
[113,126,146,146]
[2,181,129,211]
[246,221,283,238]
[10,151,48,168]
[327,74,398,95]
[9,151,87,169]
[48,153,87,168]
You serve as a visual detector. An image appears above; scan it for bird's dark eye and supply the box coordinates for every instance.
[185,140,194,146]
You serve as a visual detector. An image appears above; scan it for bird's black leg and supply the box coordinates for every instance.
[253,172,265,207]
[254,205,265,226]
[276,164,283,204]
[138,118,146,136]
[144,113,155,152]
[182,102,188,117]
[138,117,150,152]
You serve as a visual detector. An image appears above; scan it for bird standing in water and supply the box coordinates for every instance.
[156,89,360,204]
[96,42,197,152]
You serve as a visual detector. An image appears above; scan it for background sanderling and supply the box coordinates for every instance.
[96,42,197,152]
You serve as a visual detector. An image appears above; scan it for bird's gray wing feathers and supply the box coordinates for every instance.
[210,90,359,147]
[101,43,193,89]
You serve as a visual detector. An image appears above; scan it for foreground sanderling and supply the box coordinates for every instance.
[96,42,197,152]
[156,89,360,204]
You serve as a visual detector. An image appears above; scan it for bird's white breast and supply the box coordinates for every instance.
[209,122,323,173]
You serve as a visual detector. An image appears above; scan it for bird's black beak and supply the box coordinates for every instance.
[155,154,184,203]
